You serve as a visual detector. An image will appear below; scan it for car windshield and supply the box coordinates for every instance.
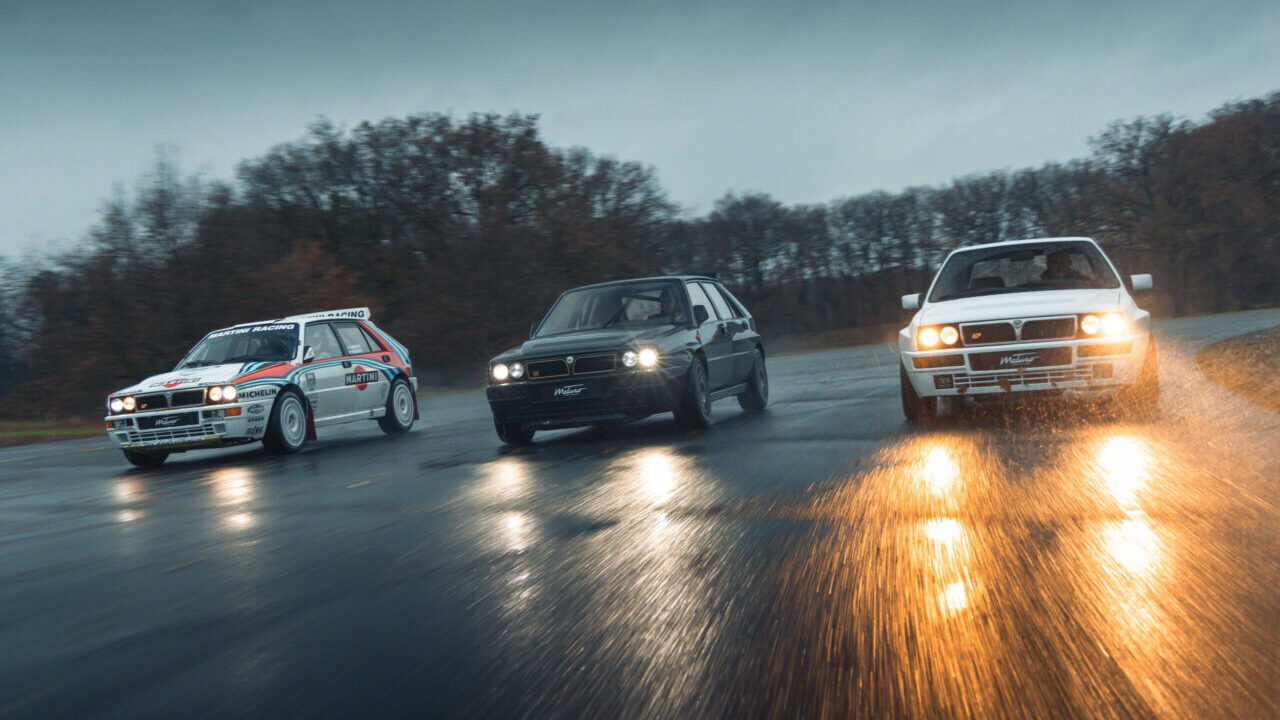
[927,241,1120,302]
[176,323,300,369]
[535,281,687,337]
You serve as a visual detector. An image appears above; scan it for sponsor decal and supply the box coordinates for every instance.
[155,415,185,428]
[149,376,200,388]
[999,352,1039,368]
[207,323,299,340]
[554,383,588,398]
[237,387,281,400]
[305,372,317,391]
[248,404,265,415]
[345,368,379,390]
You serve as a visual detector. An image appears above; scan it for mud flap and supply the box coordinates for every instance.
[304,398,318,442]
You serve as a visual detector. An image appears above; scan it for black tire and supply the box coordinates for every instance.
[737,348,769,412]
[377,377,416,434]
[673,357,712,430]
[123,449,168,468]
[263,388,308,454]
[495,417,535,445]
[1124,339,1160,419]
[901,364,937,424]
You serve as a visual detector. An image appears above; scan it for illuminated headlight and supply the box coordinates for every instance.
[491,363,510,382]
[206,385,238,403]
[939,326,959,346]
[510,362,524,379]
[1101,313,1126,336]
[917,327,940,348]
[208,386,223,402]
[109,398,125,413]
[122,396,136,411]
[1081,314,1101,335]
[637,348,659,369]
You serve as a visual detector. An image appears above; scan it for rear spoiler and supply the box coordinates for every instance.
[287,307,372,322]
[692,272,720,281]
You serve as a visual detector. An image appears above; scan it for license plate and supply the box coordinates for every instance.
[137,411,199,430]
[969,347,1072,371]
[544,381,598,401]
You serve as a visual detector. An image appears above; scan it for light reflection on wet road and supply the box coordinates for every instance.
[2,310,1280,718]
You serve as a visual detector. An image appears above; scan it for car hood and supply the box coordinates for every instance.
[111,363,259,397]
[917,288,1123,325]
[493,326,684,361]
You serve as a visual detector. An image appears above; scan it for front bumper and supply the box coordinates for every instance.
[103,400,272,451]
[901,334,1150,399]
[487,365,686,430]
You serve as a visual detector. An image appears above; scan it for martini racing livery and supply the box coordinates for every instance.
[899,237,1159,422]
[105,308,418,467]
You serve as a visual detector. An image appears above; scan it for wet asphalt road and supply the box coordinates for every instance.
[4,310,1280,719]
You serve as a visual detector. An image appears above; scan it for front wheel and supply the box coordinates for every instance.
[673,358,712,430]
[901,364,937,424]
[123,449,168,468]
[263,389,308,454]
[378,377,416,434]
[495,418,534,445]
[737,349,769,412]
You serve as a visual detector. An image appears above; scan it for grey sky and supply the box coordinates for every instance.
[3,0,1279,256]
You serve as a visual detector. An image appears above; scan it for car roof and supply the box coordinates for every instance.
[215,308,373,333]
[561,275,721,292]
[949,236,1098,253]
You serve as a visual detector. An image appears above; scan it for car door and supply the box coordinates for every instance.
[301,322,354,420]
[708,282,759,382]
[333,321,389,413]
[685,281,734,390]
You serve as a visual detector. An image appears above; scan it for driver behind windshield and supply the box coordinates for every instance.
[1041,249,1090,283]
[644,288,684,322]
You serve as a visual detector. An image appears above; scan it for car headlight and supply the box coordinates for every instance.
[939,326,959,346]
[510,362,524,379]
[622,350,638,368]
[206,385,238,403]
[917,327,940,348]
[123,396,136,411]
[1101,312,1126,336]
[208,386,223,402]
[1081,314,1101,335]
[109,398,125,413]
[637,348,659,369]
[491,363,510,382]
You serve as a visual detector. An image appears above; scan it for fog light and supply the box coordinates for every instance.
[933,374,955,390]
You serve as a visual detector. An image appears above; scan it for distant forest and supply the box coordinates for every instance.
[2,90,1278,416]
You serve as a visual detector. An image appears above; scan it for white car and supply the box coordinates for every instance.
[898,237,1158,422]
[104,308,418,467]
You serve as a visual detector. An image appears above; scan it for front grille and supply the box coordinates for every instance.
[961,322,1016,345]
[1021,317,1076,341]
[527,359,569,379]
[136,411,200,430]
[126,423,218,446]
[170,389,206,407]
[953,367,1094,390]
[134,393,169,411]
[572,354,616,375]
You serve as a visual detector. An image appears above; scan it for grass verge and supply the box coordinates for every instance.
[0,421,104,448]
[1196,327,1280,414]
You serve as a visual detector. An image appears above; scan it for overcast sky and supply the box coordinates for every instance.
[3,0,1279,257]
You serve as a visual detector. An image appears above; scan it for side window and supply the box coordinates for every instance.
[360,326,386,355]
[716,285,749,317]
[334,322,371,355]
[702,282,735,320]
[304,323,343,361]
[685,282,715,324]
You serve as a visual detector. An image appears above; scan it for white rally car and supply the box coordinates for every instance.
[898,237,1158,422]
[105,308,418,467]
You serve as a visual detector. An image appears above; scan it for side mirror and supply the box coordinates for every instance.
[693,305,710,325]
[901,293,921,310]
[303,346,316,363]
[1129,274,1153,292]
[529,322,539,338]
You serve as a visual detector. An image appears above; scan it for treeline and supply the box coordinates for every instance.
[2,92,1278,416]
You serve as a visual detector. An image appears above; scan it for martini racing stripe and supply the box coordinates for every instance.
[234,358,402,391]
[366,322,410,366]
